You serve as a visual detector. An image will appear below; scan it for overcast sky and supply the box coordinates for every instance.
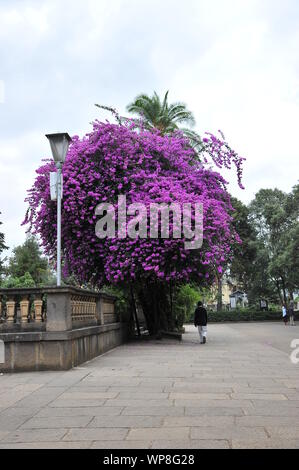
[0,0,298,255]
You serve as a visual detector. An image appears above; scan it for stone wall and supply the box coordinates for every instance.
[0,323,128,372]
[0,287,128,372]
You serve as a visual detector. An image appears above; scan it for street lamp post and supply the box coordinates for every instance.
[46,133,72,287]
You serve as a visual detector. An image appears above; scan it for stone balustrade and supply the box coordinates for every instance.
[0,286,118,332]
[0,286,125,372]
[0,288,46,331]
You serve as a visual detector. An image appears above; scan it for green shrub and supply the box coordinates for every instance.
[173,305,186,332]
[174,284,205,324]
[186,309,284,323]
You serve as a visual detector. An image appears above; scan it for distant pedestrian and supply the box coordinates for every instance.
[194,301,208,344]
[282,304,288,326]
[288,300,295,326]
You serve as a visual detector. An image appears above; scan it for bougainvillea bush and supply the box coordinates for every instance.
[24,120,244,334]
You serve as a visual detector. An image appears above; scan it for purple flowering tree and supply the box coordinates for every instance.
[24,120,244,334]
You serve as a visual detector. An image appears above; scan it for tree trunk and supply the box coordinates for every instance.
[281,276,287,305]
[137,281,172,336]
[275,280,283,305]
[130,285,141,336]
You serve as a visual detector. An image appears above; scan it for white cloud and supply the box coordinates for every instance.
[0,3,50,43]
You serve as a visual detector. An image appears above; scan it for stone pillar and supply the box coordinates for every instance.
[46,289,72,332]
[96,296,104,325]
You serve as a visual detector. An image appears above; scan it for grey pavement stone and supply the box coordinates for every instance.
[237,416,299,427]
[0,431,9,441]
[174,399,253,408]
[166,384,233,393]
[232,439,299,449]
[231,393,287,401]
[46,372,91,387]
[185,407,245,417]
[0,441,92,449]
[244,404,299,417]
[20,416,92,429]
[190,426,268,440]
[104,399,173,407]
[0,415,33,432]
[109,386,166,393]
[67,386,109,393]
[163,416,235,427]
[170,392,230,400]
[89,416,163,428]
[49,399,106,408]
[36,406,124,418]
[0,407,41,418]
[58,391,118,400]
[1,428,67,443]
[151,440,230,449]
[91,441,151,449]
[122,407,185,417]
[127,427,190,441]
[266,426,299,439]
[63,428,128,441]
[14,387,67,408]
[117,392,169,400]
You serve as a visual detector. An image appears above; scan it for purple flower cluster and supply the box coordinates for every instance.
[23,121,244,287]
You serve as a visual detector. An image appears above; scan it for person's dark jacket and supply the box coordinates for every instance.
[194,306,208,327]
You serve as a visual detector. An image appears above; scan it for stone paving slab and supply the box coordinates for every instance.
[0,441,93,449]
[36,406,124,418]
[0,322,299,449]
[232,439,299,449]
[20,416,93,429]
[90,441,151,449]
[163,416,235,427]
[236,416,299,427]
[184,407,245,417]
[88,416,163,428]
[151,440,230,449]
[1,429,67,443]
[121,407,185,417]
[190,426,268,440]
[127,427,190,441]
[63,428,128,441]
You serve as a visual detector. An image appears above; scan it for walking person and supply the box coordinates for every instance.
[194,301,208,344]
[282,304,288,326]
[288,299,295,326]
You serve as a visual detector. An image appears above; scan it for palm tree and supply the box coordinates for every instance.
[126,91,202,149]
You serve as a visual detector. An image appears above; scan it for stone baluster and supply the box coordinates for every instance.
[6,297,16,323]
[20,296,30,324]
[34,296,43,323]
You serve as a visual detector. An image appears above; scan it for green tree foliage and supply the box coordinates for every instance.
[229,197,257,293]
[125,91,202,149]
[2,271,35,288]
[7,236,52,286]
[248,186,299,303]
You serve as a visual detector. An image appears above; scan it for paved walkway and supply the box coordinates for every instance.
[0,322,299,449]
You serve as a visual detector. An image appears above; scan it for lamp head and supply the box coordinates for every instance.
[46,133,72,165]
